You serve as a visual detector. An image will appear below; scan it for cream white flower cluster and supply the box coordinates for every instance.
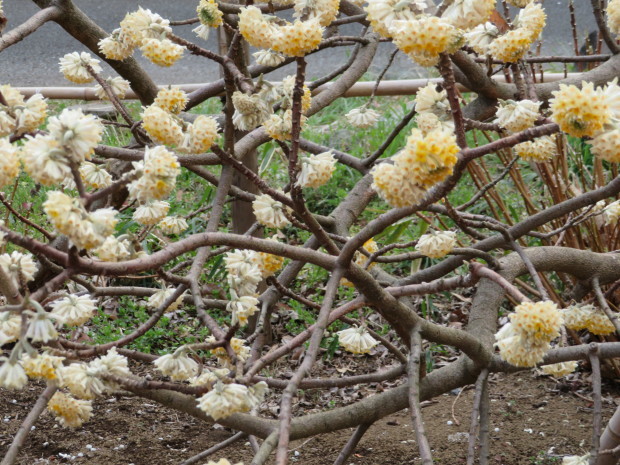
[252,193,291,229]
[50,294,97,327]
[365,0,427,39]
[93,76,131,100]
[561,304,616,336]
[142,87,220,151]
[487,3,546,63]
[0,310,22,347]
[147,286,185,310]
[337,326,379,354]
[93,235,144,262]
[495,301,563,367]
[346,107,381,129]
[605,200,620,226]
[372,128,459,208]
[197,380,268,420]
[495,99,541,134]
[416,230,457,259]
[154,347,199,381]
[47,391,93,428]
[19,106,104,188]
[43,191,118,251]
[59,52,102,84]
[540,361,578,378]
[608,0,620,36]
[127,145,180,204]
[208,336,251,369]
[441,0,495,31]
[0,251,38,289]
[193,0,224,40]
[297,151,336,188]
[513,135,557,162]
[99,7,184,67]
[414,83,454,134]
[238,6,324,57]
[0,84,47,140]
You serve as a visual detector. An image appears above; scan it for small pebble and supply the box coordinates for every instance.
[447,420,453,426]
[494,428,500,433]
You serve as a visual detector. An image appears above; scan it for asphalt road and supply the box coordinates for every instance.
[0,1,600,87]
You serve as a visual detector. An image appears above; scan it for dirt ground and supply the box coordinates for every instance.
[1,371,618,465]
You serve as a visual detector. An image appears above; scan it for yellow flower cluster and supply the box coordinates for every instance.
[589,129,620,163]
[197,0,224,27]
[264,110,307,141]
[142,105,183,146]
[238,6,323,57]
[22,353,65,381]
[513,135,557,162]
[281,75,312,113]
[489,4,546,63]
[140,38,184,67]
[128,146,180,202]
[297,151,336,188]
[550,82,610,138]
[180,115,220,153]
[608,0,620,35]
[561,304,616,336]
[495,99,541,133]
[98,29,134,61]
[416,230,457,258]
[496,300,563,367]
[0,85,48,137]
[371,163,426,208]
[0,138,20,189]
[209,337,251,369]
[43,191,118,250]
[48,391,93,428]
[464,22,499,55]
[541,361,578,378]
[337,326,379,354]
[391,15,463,67]
[154,87,188,114]
[393,128,459,188]
[341,238,379,287]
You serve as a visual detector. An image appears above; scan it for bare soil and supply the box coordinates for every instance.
[1,371,618,465]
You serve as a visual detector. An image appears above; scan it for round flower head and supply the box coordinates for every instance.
[127,146,180,201]
[80,162,113,189]
[252,193,291,229]
[415,112,455,135]
[495,323,550,367]
[47,108,104,162]
[154,348,199,381]
[415,83,450,117]
[271,18,324,57]
[50,294,97,327]
[256,248,284,278]
[337,326,379,354]
[365,0,426,38]
[120,7,171,46]
[197,381,253,420]
[297,151,336,188]
[608,0,620,35]
[99,29,135,61]
[47,392,93,428]
[253,49,286,67]
[225,249,263,296]
[140,38,184,67]
[371,162,426,208]
[495,99,541,133]
[26,310,58,343]
[442,0,495,30]
[346,107,380,128]
[514,2,546,39]
[541,361,578,378]
[0,84,25,107]
[464,22,499,54]
[294,0,339,26]
[21,352,65,381]
[390,15,463,66]
[340,238,379,287]
[514,135,557,162]
[133,200,170,226]
[0,109,16,137]
[280,75,313,113]
[59,52,102,84]
[238,6,279,49]
[0,138,20,188]
[197,0,223,27]
[14,94,48,134]
[588,129,620,163]
[209,337,251,368]
[94,76,131,100]
[510,300,562,344]
[393,128,459,188]
[20,134,72,186]
[550,82,610,138]
[489,28,536,63]
[232,91,272,131]
[604,200,620,226]
[0,251,38,286]
[142,105,183,146]
[416,230,457,259]
[0,358,28,389]
[154,87,188,114]
[562,304,615,336]
[228,295,260,327]
[93,347,131,382]
[93,236,132,262]
[147,287,184,311]
[58,362,104,399]
[179,115,220,153]
[0,311,22,346]
[158,215,189,235]
[263,110,305,141]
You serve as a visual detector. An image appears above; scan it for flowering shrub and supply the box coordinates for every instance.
[2,1,620,465]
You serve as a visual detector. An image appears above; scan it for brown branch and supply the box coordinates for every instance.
[181,432,247,465]
[466,368,489,465]
[332,423,373,465]
[0,6,61,52]
[590,345,603,464]
[0,192,54,240]
[438,53,467,149]
[590,0,620,55]
[592,276,620,336]
[408,326,433,465]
